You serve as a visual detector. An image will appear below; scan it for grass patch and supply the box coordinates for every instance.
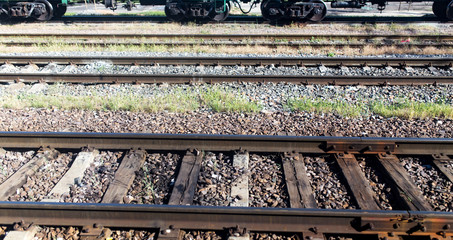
[0,91,199,112]
[0,85,261,113]
[63,12,77,16]
[371,101,453,119]
[286,97,453,119]
[286,97,367,117]
[201,87,261,112]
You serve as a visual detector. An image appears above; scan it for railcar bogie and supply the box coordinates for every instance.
[0,0,67,21]
[162,0,230,21]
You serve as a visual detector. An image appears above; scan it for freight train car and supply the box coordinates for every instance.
[1,0,452,22]
[106,0,453,22]
[0,0,67,21]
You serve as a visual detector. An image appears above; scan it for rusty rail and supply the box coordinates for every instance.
[56,14,440,23]
[0,73,451,85]
[1,56,452,67]
[1,33,451,41]
[0,132,452,155]
[1,41,451,49]
[0,203,452,239]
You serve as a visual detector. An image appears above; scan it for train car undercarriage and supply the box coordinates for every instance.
[134,0,453,22]
[164,0,230,21]
[0,0,66,21]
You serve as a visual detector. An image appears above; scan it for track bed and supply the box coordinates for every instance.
[0,133,451,239]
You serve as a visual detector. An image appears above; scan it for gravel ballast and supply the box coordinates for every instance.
[305,156,356,209]
[9,152,73,202]
[401,156,453,212]
[194,152,237,206]
[0,150,35,183]
[2,62,453,77]
[249,154,289,208]
[126,152,180,205]
[0,109,451,138]
[1,82,452,113]
[63,151,122,203]
[357,156,397,210]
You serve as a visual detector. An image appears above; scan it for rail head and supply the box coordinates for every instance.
[0,202,451,237]
[0,132,452,155]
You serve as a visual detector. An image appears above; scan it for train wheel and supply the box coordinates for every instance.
[433,0,448,20]
[33,0,53,21]
[446,0,453,19]
[53,4,67,18]
[208,1,230,22]
[261,0,284,21]
[306,0,327,22]
[0,6,11,21]
[165,3,185,21]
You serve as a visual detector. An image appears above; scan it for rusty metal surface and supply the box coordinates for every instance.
[1,33,452,41]
[1,56,452,67]
[0,202,451,237]
[0,73,451,85]
[56,14,440,23]
[1,41,451,49]
[0,132,452,155]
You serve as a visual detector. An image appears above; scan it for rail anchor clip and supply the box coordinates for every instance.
[323,141,396,154]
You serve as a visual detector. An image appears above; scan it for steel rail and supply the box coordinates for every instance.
[0,73,451,85]
[1,41,451,49]
[0,132,452,155]
[1,56,452,67]
[0,202,451,237]
[57,14,440,23]
[1,33,452,41]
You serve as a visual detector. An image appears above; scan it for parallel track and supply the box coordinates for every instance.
[1,33,452,49]
[0,132,451,239]
[56,15,442,23]
[2,73,452,85]
[1,56,452,85]
[3,41,450,49]
[1,33,452,41]
[1,56,452,67]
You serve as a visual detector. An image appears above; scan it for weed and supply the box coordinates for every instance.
[0,165,7,177]
[286,97,366,118]
[286,97,453,119]
[371,100,453,119]
[140,165,156,201]
[327,52,335,57]
[201,86,261,112]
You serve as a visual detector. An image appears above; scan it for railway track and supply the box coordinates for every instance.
[56,14,441,23]
[3,41,450,49]
[2,73,452,85]
[0,132,451,239]
[1,33,452,41]
[1,33,451,49]
[1,40,451,49]
[2,56,453,66]
[1,56,452,85]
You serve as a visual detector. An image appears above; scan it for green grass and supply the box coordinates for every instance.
[0,85,261,113]
[371,101,453,119]
[2,84,451,119]
[201,87,261,113]
[286,97,453,119]
[286,97,367,118]
[63,12,77,16]
[0,91,199,112]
